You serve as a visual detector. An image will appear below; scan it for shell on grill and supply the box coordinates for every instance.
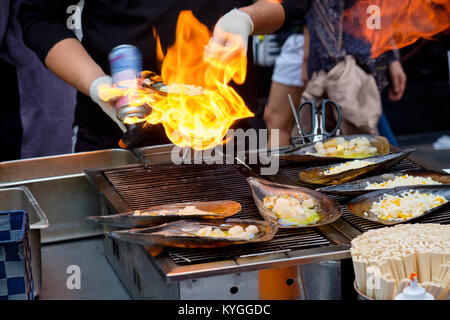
[247,177,342,228]
[107,218,277,248]
[297,149,414,186]
[276,135,389,163]
[318,170,450,196]
[347,185,450,225]
[87,200,241,229]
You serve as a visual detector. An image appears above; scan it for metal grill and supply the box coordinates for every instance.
[168,228,329,265]
[94,154,450,267]
[277,158,450,233]
[103,163,331,266]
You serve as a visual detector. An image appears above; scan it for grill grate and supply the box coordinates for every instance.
[103,164,331,266]
[168,228,329,265]
[99,156,450,266]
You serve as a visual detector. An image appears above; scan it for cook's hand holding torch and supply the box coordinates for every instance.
[90,75,127,133]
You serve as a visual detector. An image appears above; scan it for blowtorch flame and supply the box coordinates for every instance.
[345,0,450,58]
[100,10,254,150]
[150,10,254,150]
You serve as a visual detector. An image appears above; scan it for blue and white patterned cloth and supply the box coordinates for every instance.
[0,210,34,300]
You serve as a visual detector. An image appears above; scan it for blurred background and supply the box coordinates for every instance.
[1,2,449,169]
[253,34,450,170]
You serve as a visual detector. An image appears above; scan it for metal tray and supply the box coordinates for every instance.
[0,186,49,296]
[0,149,140,242]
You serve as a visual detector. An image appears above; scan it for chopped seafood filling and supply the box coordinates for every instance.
[194,225,258,240]
[133,205,211,216]
[365,174,442,190]
[308,137,378,158]
[324,160,374,175]
[176,206,211,215]
[368,190,447,221]
[263,194,321,225]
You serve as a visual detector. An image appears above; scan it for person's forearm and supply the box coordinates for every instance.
[239,0,285,34]
[44,38,106,96]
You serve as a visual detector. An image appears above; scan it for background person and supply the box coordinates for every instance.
[298,0,406,136]
[264,22,307,147]
[209,0,406,142]
[0,0,76,160]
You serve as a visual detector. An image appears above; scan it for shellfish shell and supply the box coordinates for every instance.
[298,149,414,186]
[276,135,389,163]
[318,170,450,196]
[87,200,241,229]
[347,185,450,225]
[247,177,342,228]
[108,218,277,248]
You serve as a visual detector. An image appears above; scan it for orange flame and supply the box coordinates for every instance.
[153,27,165,64]
[344,0,450,58]
[101,11,254,150]
[149,11,253,150]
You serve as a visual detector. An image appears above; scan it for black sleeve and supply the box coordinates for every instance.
[280,0,311,31]
[18,0,79,63]
[385,49,400,63]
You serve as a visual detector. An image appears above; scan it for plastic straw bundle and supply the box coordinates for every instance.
[351,224,450,300]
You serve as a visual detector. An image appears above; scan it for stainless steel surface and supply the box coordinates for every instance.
[179,271,261,299]
[177,265,338,300]
[104,237,179,299]
[0,187,49,296]
[105,235,343,299]
[0,149,138,183]
[302,260,341,300]
[133,144,178,165]
[354,280,372,300]
[38,237,130,300]
[133,144,224,165]
[0,149,140,243]
[160,244,350,282]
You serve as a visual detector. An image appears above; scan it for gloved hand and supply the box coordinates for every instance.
[90,75,127,132]
[205,8,254,63]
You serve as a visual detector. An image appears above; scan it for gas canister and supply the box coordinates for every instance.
[109,44,151,122]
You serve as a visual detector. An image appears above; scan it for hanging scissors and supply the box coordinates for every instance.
[291,99,342,143]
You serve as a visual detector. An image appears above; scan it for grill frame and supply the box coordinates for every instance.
[84,145,448,282]
[85,163,351,282]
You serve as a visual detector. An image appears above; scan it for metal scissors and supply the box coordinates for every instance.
[289,97,342,143]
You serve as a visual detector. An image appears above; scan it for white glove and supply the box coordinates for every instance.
[90,75,127,133]
[205,9,254,61]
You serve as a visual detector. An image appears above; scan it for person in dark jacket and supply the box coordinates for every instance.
[209,0,406,141]
[1,0,76,158]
